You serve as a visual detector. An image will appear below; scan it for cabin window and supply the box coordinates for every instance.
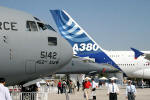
[26,21,38,31]
[37,22,47,31]
[48,37,57,46]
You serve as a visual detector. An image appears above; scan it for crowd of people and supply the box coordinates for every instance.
[56,77,137,100]
[57,80,77,94]
[0,77,137,100]
[56,77,98,100]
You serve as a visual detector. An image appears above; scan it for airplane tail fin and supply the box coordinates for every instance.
[50,10,103,56]
[131,48,144,59]
[50,10,123,71]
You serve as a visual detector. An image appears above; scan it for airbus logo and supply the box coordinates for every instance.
[73,43,99,52]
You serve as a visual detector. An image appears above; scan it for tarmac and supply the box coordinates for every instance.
[47,87,150,100]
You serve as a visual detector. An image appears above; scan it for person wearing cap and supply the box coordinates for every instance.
[0,78,12,100]
[83,77,92,100]
[107,79,119,100]
[126,80,136,100]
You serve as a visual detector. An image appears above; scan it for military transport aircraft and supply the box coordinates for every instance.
[0,6,72,86]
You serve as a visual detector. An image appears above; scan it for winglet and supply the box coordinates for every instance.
[131,48,144,59]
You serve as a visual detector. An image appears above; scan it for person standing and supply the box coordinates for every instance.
[82,80,85,91]
[126,80,136,100]
[99,81,102,88]
[70,81,76,94]
[0,78,12,100]
[107,79,119,100]
[141,80,144,89]
[83,77,92,100]
[77,80,80,91]
[46,81,50,92]
[62,80,67,93]
[69,80,75,94]
[91,78,98,100]
[50,80,54,87]
[36,82,41,92]
[57,80,62,94]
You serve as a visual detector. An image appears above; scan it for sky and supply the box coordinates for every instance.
[1,0,150,50]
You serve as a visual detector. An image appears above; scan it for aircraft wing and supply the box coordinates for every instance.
[73,55,95,63]
[23,78,44,87]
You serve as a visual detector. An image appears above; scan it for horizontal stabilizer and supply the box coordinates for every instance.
[131,48,144,59]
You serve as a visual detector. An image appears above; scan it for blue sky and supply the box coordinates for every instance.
[1,0,150,50]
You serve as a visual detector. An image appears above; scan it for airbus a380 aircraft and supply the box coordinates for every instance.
[51,10,150,79]
[0,7,72,86]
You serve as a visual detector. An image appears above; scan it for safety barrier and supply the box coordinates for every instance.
[10,86,71,100]
[11,92,48,100]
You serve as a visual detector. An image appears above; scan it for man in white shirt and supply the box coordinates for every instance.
[0,78,12,100]
[91,79,98,100]
[36,82,41,92]
[107,79,119,100]
[126,80,136,100]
